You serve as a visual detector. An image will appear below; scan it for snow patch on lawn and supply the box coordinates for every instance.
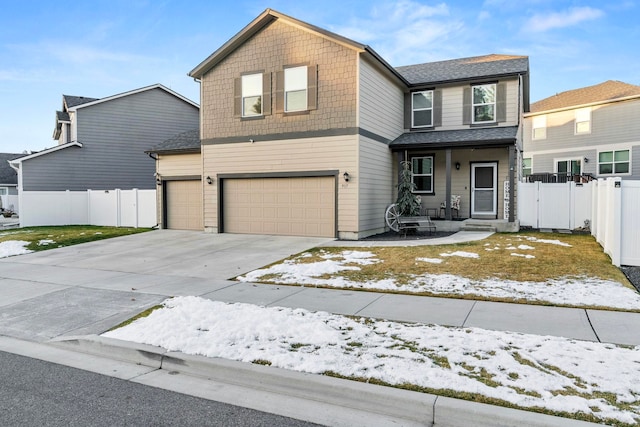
[0,240,32,258]
[440,251,479,258]
[416,257,443,264]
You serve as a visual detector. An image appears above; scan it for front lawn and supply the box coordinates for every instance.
[0,225,153,257]
[237,232,640,311]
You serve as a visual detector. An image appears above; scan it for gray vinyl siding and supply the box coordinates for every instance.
[523,98,640,179]
[22,88,199,191]
[358,135,393,236]
[358,57,404,141]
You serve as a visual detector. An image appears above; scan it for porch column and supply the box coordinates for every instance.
[508,145,515,223]
[445,148,452,220]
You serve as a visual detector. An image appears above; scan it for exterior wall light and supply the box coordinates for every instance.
[156,177,162,186]
[455,162,460,170]
[343,172,350,182]
[206,176,213,185]
[584,157,589,163]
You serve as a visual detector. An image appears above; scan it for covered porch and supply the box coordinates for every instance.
[390,126,520,229]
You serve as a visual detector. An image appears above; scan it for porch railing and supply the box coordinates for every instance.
[524,173,595,184]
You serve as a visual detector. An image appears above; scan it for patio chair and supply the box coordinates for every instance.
[440,195,461,218]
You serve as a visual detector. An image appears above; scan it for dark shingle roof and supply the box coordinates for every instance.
[396,54,529,86]
[390,126,519,149]
[147,129,200,154]
[63,95,99,109]
[56,111,70,122]
[0,153,22,184]
[531,80,640,113]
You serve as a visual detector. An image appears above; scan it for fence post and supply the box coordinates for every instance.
[87,189,92,225]
[610,178,622,266]
[115,189,121,227]
[134,188,139,228]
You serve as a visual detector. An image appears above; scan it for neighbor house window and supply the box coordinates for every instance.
[522,158,532,177]
[0,187,7,196]
[284,66,307,112]
[575,107,591,134]
[556,159,581,176]
[412,90,433,127]
[241,73,263,117]
[411,156,434,193]
[472,83,496,123]
[532,115,546,140]
[599,150,630,175]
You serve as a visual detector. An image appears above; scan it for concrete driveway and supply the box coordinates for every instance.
[0,230,333,342]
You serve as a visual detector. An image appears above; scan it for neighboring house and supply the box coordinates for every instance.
[0,153,21,213]
[163,9,528,239]
[523,80,640,181]
[9,84,199,194]
[146,129,203,230]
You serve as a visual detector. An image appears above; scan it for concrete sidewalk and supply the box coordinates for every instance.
[0,230,637,426]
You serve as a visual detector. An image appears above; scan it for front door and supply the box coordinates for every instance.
[471,162,497,218]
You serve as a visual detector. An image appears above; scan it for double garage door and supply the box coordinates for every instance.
[223,176,335,238]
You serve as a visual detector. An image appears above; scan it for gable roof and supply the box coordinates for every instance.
[9,141,83,165]
[188,8,406,85]
[396,54,529,86]
[531,80,640,113]
[66,83,199,111]
[146,128,200,154]
[63,95,99,109]
[0,153,23,184]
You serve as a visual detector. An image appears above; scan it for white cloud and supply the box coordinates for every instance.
[526,7,604,32]
[328,0,463,65]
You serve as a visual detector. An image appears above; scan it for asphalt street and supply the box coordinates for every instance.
[0,350,322,427]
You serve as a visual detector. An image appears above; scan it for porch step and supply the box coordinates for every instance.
[461,222,497,232]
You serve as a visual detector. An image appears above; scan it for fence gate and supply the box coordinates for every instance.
[518,182,589,229]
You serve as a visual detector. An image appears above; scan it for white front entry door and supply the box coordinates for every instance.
[471,162,497,217]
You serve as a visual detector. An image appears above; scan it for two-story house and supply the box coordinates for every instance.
[523,80,640,181]
[167,9,528,239]
[10,84,199,193]
[1,153,21,214]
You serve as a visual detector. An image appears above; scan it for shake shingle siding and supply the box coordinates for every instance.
[22,88,199,191]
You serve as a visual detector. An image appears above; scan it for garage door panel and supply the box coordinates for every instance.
[166,180,203,231]
[224,177,335,238]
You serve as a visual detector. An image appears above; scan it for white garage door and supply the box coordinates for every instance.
[223,176,335,238]
[166,180,203,230]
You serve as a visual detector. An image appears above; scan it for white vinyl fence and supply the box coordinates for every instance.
[19,189,156,228]
[518,178,640,266]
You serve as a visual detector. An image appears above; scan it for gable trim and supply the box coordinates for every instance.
[8,141,83,164]
[68,84,199,111]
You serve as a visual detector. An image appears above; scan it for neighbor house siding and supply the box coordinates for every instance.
[22,88,199,191]
[203,135,358,236]
[358,135,393,236]
[358,57,404,141]
[200,19,359,142]
[523,99,640,178]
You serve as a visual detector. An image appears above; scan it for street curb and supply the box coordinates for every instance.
[50,335,600,427]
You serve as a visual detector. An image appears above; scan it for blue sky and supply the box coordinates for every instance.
[1,0,638,153]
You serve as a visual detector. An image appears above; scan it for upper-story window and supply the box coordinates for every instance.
[242,73,263,117]
[285,66,308,112]
[598,150,630,175]
[275,65,318,114]
[575,107,591,134]
[412,91,433,128]
[472,83,496,123]
[532,115,546,140]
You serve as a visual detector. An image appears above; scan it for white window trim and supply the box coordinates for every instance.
[0,187,8,196]
[411,90,433,128]
[574,107,591,135]
[411,156,434,194]
[554,158,582,175]
[284,66,307,113]
[472,83,497,124]
[597,148,631,176]
[241,73,263,117]
[532,115,547,140]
